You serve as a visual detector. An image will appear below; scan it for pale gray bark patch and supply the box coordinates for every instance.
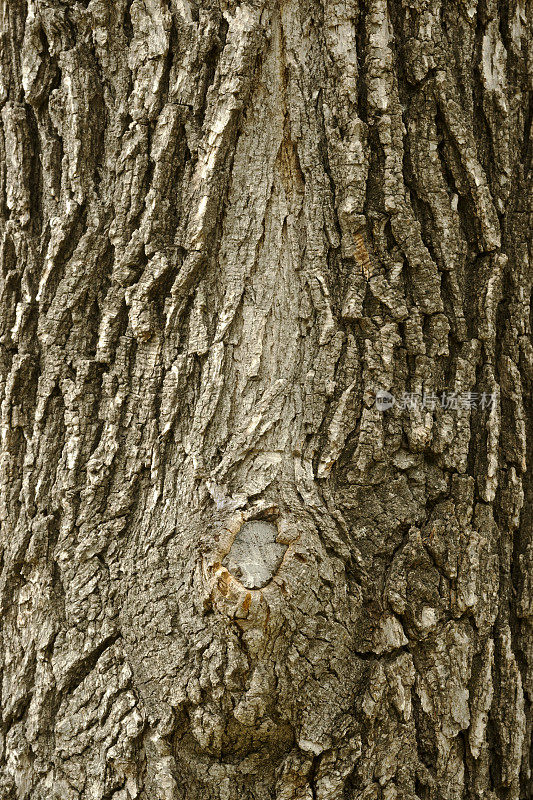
[223,520,287,588]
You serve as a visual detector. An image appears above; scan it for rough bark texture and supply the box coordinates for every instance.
[0,0,531,798]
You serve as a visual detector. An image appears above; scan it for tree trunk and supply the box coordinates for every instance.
[0,0,531,798]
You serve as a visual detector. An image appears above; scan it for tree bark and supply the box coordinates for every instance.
[0,0,531,798]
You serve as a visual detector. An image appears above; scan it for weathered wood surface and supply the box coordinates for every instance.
[223,520,287,588]
[0,0,531,798]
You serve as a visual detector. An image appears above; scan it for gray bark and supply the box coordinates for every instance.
[0,0,531,798]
